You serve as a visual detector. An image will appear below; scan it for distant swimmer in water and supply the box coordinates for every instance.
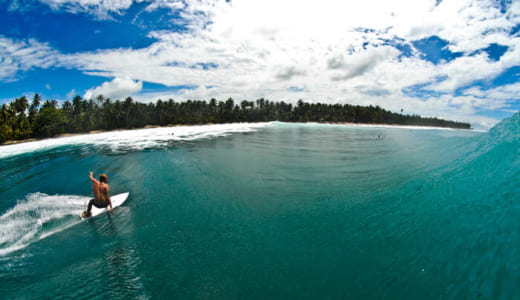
[82,172,113,218]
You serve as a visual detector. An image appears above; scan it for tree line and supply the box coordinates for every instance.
[0,93,471,143]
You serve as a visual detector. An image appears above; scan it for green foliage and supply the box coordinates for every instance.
[0,93,472,144]
[0,104,12,143]
[28,93,41,125]
[33,101,68,137]
[0,123,12,143]
[10,96,31,140]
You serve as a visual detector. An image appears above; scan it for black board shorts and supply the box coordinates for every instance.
[90,198,108,208]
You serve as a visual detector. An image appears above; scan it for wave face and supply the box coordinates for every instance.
[393,113,520,299]
[448,112,520,192]
[0,117,519,299]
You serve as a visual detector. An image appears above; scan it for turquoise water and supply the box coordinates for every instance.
[0,117,519,299]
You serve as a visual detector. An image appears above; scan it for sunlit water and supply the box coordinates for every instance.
[1,117,519,299]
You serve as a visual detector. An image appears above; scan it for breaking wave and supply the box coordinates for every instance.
[0,122,272,159]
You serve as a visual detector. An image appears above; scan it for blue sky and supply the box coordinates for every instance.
[0,0,519,130]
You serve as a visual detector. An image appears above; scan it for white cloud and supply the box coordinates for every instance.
[0,35,58,80]
[427,54,504,92]
[3,0,520,129]
[329,46,399,81]
[276,66,307,80]
[84,77,143,100]
[66,89,77,100]
[65,1,515,84]
[462,83,520,108]
[38,0,134,19]
[145,0,185,12]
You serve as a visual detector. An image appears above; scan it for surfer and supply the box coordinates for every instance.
[82,172,113,218]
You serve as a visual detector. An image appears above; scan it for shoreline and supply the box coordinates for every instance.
[1,121,475,147]
[1,130,116,146]
[0,124,187,146]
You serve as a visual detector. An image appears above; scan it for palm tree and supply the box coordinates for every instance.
[0,104,12,125]
[12,96,29,116]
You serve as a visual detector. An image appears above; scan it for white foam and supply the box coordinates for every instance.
[0,193,88,256]
[0,122,272,159]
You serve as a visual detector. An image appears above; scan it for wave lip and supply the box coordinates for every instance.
[0,122,272,159]
[0,193,87,257]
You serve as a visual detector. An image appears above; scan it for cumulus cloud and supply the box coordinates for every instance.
[330,47,398,81]
[84,77,143,100]
[427,53,504,92]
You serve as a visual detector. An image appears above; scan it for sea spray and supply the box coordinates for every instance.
[0,193,88,256]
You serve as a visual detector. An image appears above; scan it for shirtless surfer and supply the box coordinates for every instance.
[82,172,113,218]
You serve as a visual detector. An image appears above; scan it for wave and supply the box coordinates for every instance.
[462,112,520,166]
[0,114,518,257]
[479,112,520,147]
[427,112,520,205]
[0,193,88,256]
[0,122,272,159]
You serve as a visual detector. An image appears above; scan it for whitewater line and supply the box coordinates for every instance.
[0,122,273,159]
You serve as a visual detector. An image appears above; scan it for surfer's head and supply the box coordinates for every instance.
[99,174,108,183]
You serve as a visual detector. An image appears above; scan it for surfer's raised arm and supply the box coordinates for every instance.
[89,171,98,184]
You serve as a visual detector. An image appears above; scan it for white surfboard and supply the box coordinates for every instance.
[80,192,129,219]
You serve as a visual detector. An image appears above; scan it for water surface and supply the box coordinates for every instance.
[1,118,519,299]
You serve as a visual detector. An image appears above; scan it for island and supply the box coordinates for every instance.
[0,94,471,144]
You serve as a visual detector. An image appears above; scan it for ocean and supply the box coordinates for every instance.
[0,115,519,299]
